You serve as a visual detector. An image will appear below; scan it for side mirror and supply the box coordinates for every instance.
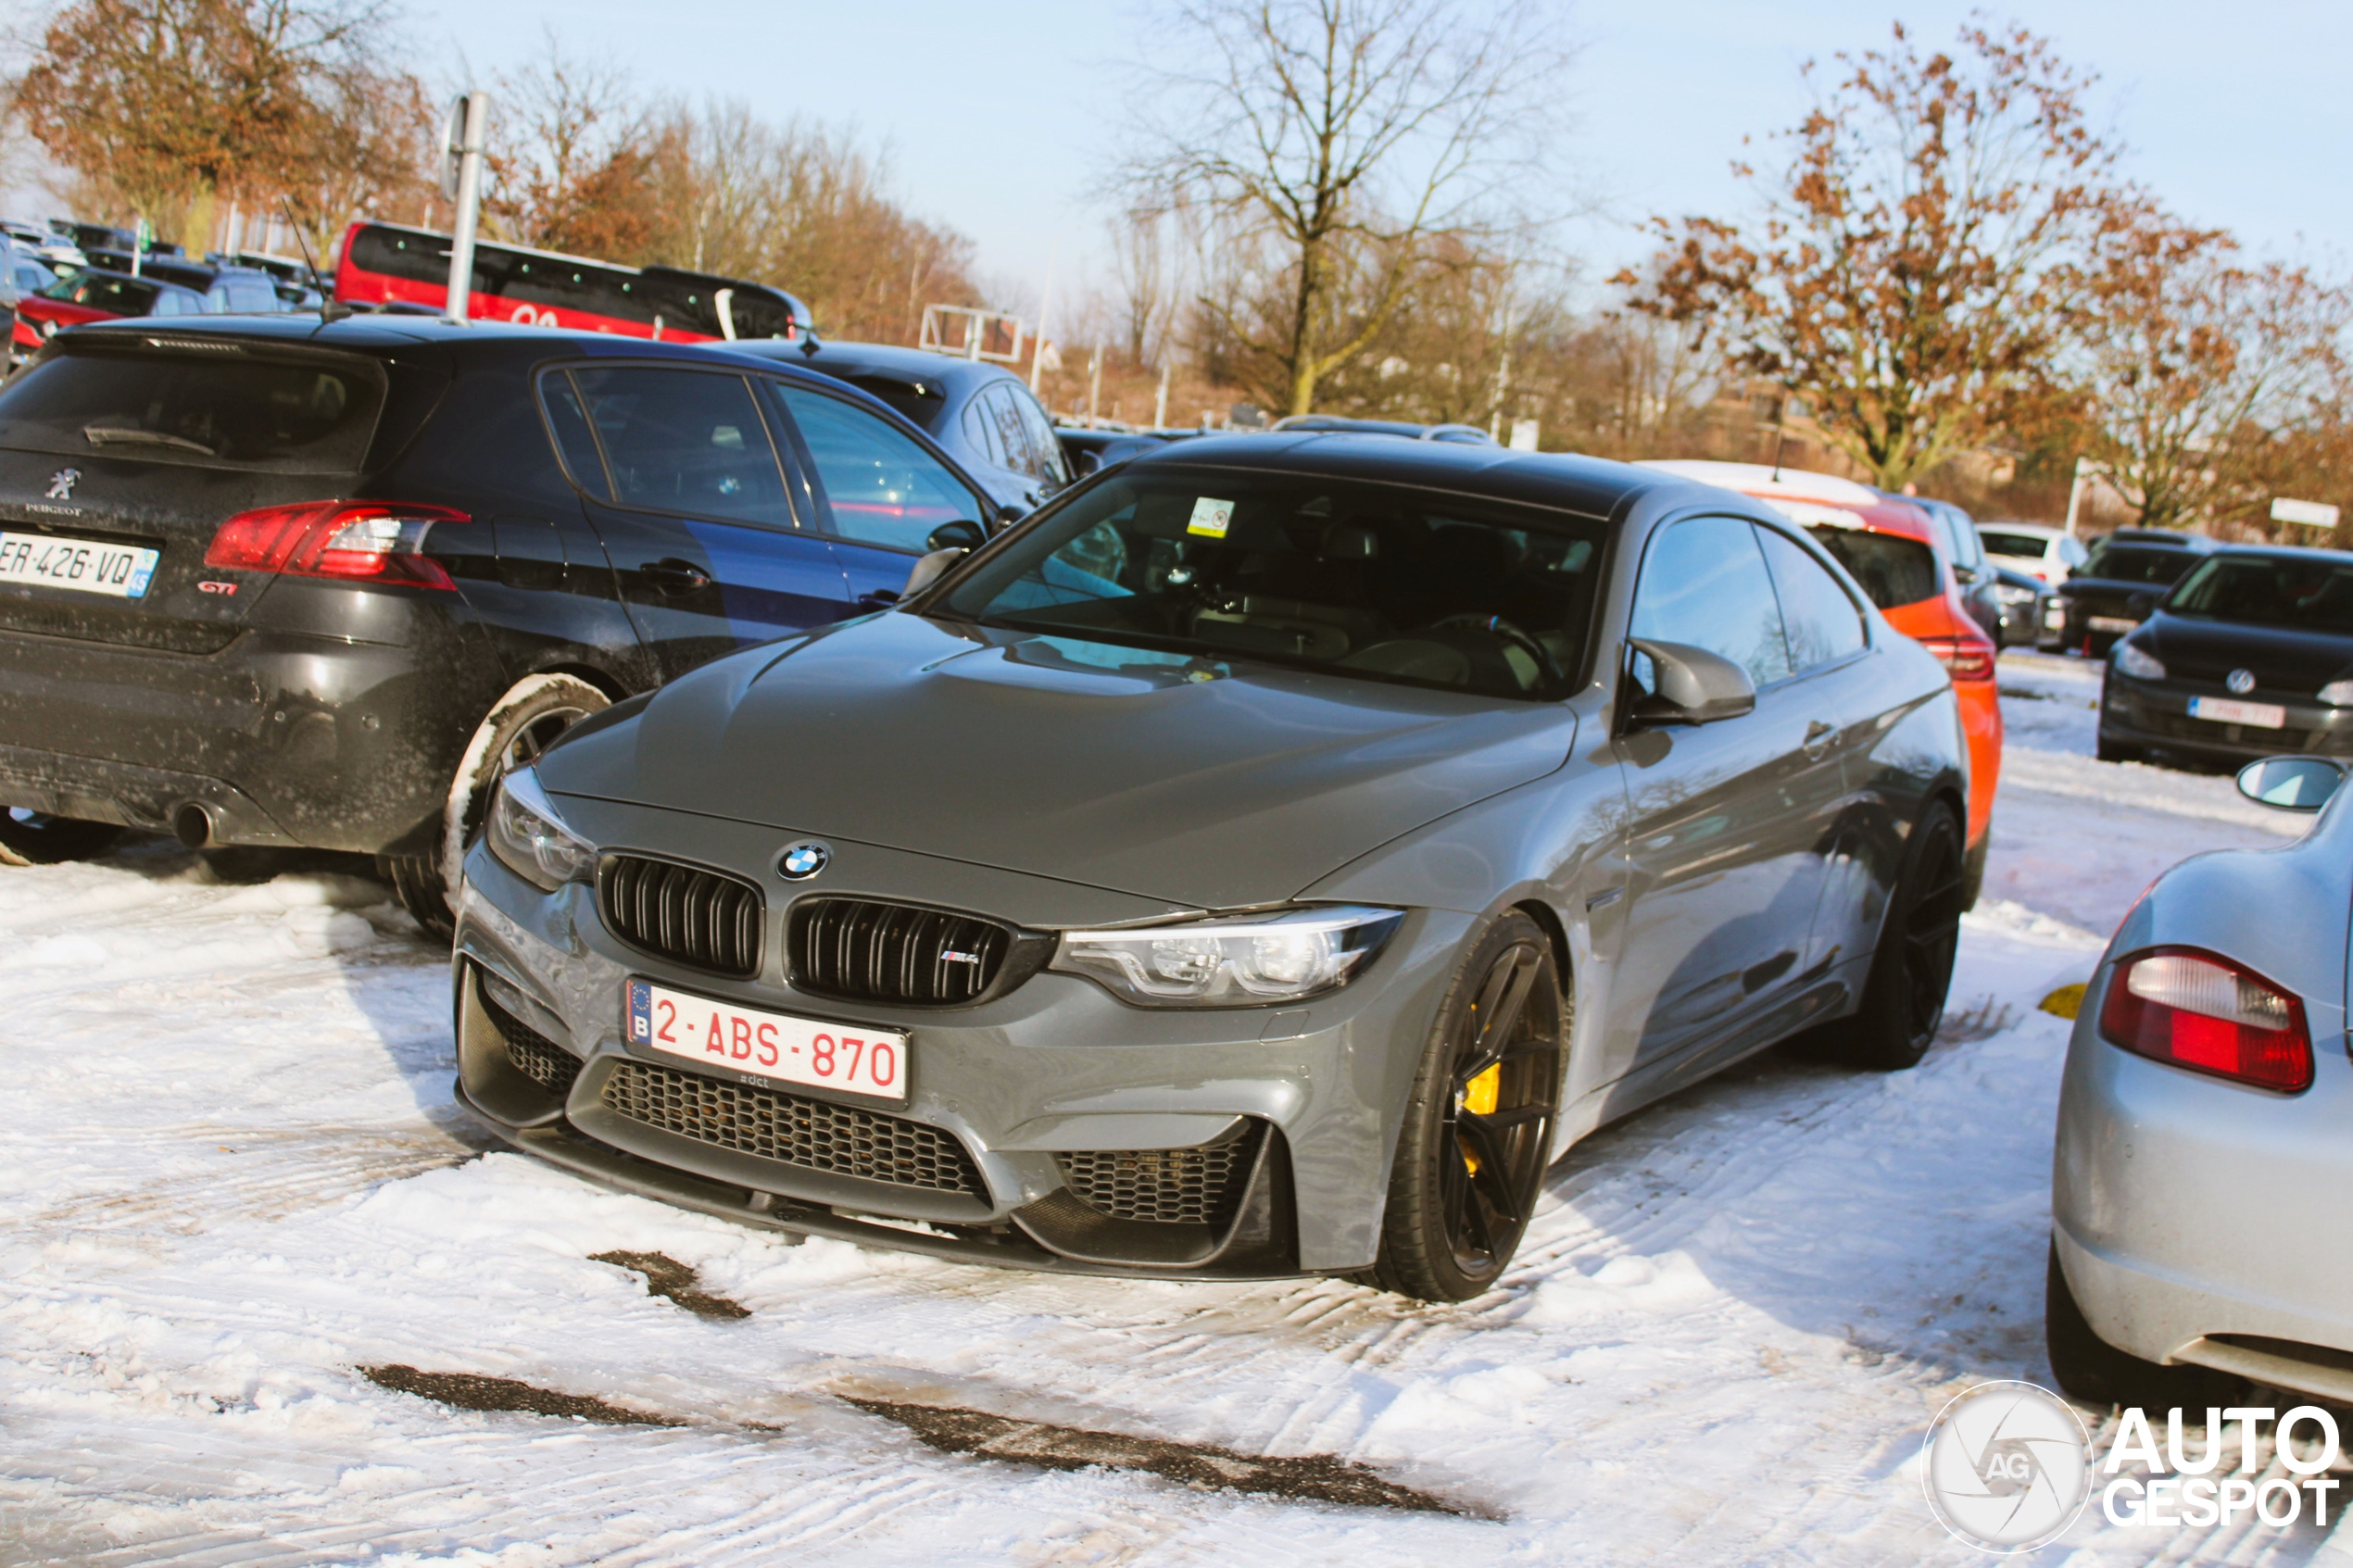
[901,546,966,600]
[1953,564,1979,585]
[2235,755,2345,812]
[1625,637,1757,728]
[993,503,1026,530]
[925,519,986,553]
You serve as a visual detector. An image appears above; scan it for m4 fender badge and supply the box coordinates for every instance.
[45,468,78,500]
[778,841,831,880]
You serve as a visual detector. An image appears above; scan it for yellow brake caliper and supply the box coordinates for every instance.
[1459,1064,1502,1173]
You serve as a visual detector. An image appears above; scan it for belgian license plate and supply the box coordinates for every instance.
[625,978,907,1101]
[2088,615,2139,633]
[0,531,157,597]
[2189,696,2286,730]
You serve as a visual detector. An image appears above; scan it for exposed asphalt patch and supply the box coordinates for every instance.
[361,1364,686,1426]
[842,1397,1475,1515]
[589,1249,752,1320]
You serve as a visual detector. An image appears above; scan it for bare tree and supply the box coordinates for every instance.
[1117,0,1571,417]
[1620,21,2127,490]
[481,32,656,255]
[1109,206,1178,366]
[2078,212,2351,531]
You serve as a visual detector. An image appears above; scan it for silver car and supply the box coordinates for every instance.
[452,435,1969,1299]
[2050,753,2353,1403]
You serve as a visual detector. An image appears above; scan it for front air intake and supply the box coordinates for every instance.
[786,897,1015,1006]
[598,855,762,979]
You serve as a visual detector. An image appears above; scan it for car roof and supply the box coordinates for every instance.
[1119,430,1721,519]
[729,338,1018,396]
[2094,530,2216,551]
[1980,521,2065,538]
[2205,542,2353,563]
[1633,457,1935,542]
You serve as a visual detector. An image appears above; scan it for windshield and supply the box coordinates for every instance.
[2166,555,2353,633]
[2082,544,2196,585]
[1982,531,2053,558]
[1805,526,1938,609]
[937,470,1608,700]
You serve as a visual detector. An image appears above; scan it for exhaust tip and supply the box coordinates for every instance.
[172,802,215,849]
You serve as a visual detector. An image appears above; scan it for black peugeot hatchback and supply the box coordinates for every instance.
[0,314,1002,931]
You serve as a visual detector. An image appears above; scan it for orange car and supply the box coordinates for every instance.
[1640,461,2003,901]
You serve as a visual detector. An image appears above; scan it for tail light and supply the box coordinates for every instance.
[204,501,469,590]
[2098,947,2311,1093]
[1919,633,1996,682]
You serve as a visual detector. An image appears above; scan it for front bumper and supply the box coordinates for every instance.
[451,800,1473,1278]
[2098,671,2353,765]
[2053,957,2353,1401]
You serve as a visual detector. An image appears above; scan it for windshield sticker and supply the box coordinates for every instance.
[1188,497,1236,538]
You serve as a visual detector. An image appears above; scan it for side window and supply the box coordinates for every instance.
[1007,383,1069,485]
[983,383,1036,475]
[540,372,611,497]
[1757,526,1867,672]
[962,394,1009,469]
[774,384,981,553]
[1629,515,1793,689]
[566,367,792,527]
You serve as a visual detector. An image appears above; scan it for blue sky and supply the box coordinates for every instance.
[397,2,2353,319]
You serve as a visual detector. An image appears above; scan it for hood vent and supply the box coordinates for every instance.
[786,897,1023,1007]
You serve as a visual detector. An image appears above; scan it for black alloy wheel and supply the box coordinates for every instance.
[1365,910,1566,1301]
[0,807,125,867]
[1815,800,1966,1071]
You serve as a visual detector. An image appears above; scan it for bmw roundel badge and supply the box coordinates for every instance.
[779,841,831,880]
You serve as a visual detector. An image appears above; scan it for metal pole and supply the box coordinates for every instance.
[1087,346,1101,428]
[2064,456,2094,538]
[443,91,491,325]
[1153,359,1171,430]
[1029,237,1059,393]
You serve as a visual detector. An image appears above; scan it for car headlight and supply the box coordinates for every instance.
[2320,678,2353,707]
[2113,641,2165,681]
[484,766,597,891]
[1051,905,1403,1008]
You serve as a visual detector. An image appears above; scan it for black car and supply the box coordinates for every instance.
[2098,545,2353,766]
[1055,424,1184,479]
[0,316,1003,933]
[2051,528,2216,656]
[83,251,287,314]
[1270,414,1496,444]
[731,340,1070,517]
[1990,564,2052,648]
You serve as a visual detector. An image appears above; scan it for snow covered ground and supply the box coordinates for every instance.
[2,649,2339,1565]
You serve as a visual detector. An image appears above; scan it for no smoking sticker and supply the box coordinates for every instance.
[1187,496,1236,538]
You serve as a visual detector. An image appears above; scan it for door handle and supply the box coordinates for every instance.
[1803,719,1835,759]
[639,558,711,596]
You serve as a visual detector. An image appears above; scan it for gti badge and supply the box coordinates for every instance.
[2227,668,2258,695]
[778,841,831,880]
[45,468,78,500]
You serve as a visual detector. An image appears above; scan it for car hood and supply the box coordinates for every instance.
[542,612,1579,910]
[2142,614,2353,690]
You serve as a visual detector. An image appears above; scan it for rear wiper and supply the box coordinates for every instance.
[82,424,216,455]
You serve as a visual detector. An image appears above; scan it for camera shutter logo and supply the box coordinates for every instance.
[1921,1380,2092,1552]
[2227,668,2258,696]
[45,468,77,501]
[778,841,830,880]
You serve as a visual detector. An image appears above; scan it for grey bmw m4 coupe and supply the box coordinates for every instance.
[452,434,1971,1300]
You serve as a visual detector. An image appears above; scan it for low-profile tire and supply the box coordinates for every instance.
[2045,1242,2243,1409]
[1363,910,1567,1303]
[1812,799,1966,1072]
[0,808,125,866]
[384,672,610,940]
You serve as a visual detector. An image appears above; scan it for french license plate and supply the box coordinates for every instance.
[625,978,906,1101]
[2088,615,2139,633]
[2189,696,2286,730]
[0,531,157,597]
